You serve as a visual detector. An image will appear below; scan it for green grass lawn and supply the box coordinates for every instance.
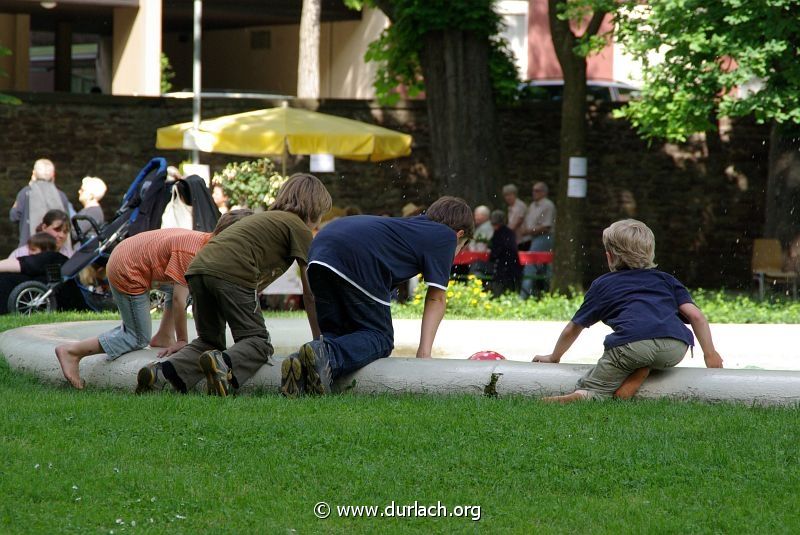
[2,313,800,533]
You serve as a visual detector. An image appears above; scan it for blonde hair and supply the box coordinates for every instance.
[81,176,107,200]
[602,219,656,271]
[269,173,332,224]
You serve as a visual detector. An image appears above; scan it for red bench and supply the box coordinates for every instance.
[453,250,553,266]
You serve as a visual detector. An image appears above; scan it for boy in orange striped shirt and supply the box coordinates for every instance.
[55,210,252,389]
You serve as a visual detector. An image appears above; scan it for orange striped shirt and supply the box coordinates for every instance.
[107,228,212,295]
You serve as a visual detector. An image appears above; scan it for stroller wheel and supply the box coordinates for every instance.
[149,288,168,314]
[8,281,56,315]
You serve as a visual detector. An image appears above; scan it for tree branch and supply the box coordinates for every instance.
[372,0,396,21]
[583,10,607,38]
[548,0,575,66]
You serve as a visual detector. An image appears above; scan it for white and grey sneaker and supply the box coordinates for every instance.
[298,337,333,395]
[135,361,167,394]
[199,350,232,397]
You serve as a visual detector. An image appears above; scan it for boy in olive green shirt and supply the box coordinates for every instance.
[137,174,332,395]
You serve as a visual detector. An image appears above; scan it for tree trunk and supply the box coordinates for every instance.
[297,0,321,98]
[551,56,588,293]
[548,1,605,293]
[417,29,500,207]
[764,122,800,245]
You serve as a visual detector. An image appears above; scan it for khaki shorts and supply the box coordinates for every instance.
[576,338,688,399]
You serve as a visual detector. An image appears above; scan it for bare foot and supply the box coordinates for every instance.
[614,367,650,400]
[55,345,84,390]
[541,390,589,404]
[149,335,176,348]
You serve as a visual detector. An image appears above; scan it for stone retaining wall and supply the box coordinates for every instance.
[0,92,770,288]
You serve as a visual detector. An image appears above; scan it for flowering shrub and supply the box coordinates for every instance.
[393,280,800,323]
[396,276,584,320]
[212,158,287,210]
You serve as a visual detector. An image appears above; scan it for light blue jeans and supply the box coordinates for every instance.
[98,286,152,359]
[520,234,553,299]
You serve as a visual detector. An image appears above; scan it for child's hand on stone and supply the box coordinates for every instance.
[533,354,559,363]
[157,340,187,358]
[704,350,724,368]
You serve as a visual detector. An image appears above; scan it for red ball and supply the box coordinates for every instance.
[468,350,506,361]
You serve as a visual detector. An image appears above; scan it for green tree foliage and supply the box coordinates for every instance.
[211,158,287,211]
[0,44,21,105]
[359,0,521,105]
[161,52,175,94]
[614,0,800,141]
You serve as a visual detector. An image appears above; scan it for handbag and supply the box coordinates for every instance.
[161,184,193,229]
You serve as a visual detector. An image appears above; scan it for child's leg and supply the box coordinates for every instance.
[160,275,226,392]
[151,285,176,347]
[614,367,650,400]
[204,276,272,388]
[307,265,394,376]
[56,287,150,389]
[613,339,687,399]
[55,337,103,389]
[562,343,655,401]
[541,390,590,403]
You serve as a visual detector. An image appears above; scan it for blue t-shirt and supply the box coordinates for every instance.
[309,215,457,305]
[571,269,695,349]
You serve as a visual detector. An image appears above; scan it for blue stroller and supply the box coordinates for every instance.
[7,158,169,315]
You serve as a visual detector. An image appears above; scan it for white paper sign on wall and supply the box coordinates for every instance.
[568,156,587,177]
[310,154,335,173]
[567,178,587,198]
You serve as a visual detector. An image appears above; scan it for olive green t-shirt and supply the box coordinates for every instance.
[186,210,312,291]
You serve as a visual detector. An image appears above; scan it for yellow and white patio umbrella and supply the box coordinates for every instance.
[156,105,413,174]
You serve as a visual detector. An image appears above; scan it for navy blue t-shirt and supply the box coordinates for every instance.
[571,269,695,349]
[309,215,457,305]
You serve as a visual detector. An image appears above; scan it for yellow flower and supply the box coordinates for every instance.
[470,299,478,305]
[472,287,481,295]
[447,292,454,298]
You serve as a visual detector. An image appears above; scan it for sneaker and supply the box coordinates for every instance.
[298,338,333,395]
[135,362,166,394]
[280,354,304,398]
[199,350,232,397]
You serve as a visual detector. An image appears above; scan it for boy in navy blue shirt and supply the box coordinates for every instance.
[533,219,724,402]
[281,196,474,396]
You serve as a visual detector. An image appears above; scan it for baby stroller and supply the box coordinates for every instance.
[8,158,169,315]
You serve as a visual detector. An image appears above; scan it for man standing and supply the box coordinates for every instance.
[9,159,74,247]
[502,184,528,250]
[520,182,556,298]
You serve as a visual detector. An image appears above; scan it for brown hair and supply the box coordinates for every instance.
[213,208,255,235]
[602,219,657,271]
[425,196,474,239]
[269,173,332,224]
[36,209,70,233]
[27,232,58,252]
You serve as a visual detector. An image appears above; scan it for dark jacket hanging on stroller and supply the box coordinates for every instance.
[174,175,221,232]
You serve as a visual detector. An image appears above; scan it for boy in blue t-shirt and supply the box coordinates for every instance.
[281,196,474,396]
[533,219,724,403]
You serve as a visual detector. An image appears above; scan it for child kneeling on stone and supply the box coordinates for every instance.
[281,196,473,397]
[137,173,332,396]
[55,210,253,389]
[533,219,724,403]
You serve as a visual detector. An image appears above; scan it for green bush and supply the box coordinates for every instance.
[211,158,287,211]
[393,278,800,324]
